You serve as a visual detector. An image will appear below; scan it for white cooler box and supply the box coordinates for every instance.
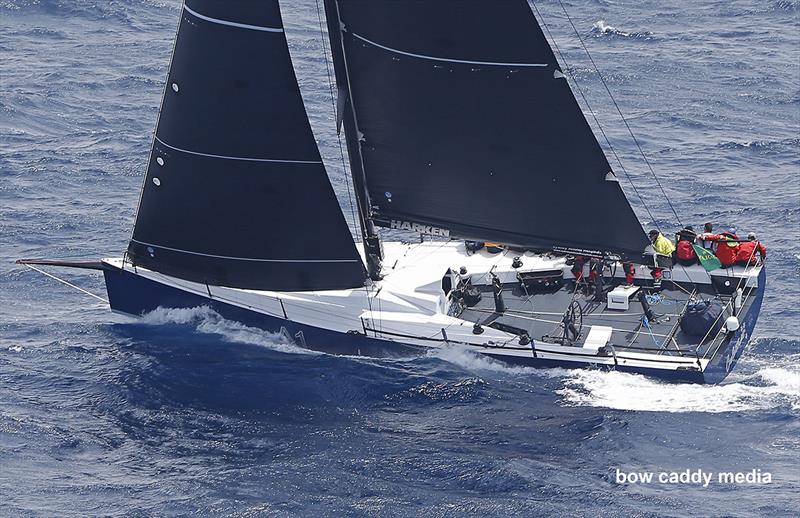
[607,285,640,311]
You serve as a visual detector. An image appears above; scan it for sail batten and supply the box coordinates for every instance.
[349,32,549,68]
[153,136,324,165]
[326,0,649,261]
[128,0,366,291]
[130,239,362,264]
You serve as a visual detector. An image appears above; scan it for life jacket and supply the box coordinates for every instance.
[736,241,766,265]
[715,233,739,267]
[676,240,697,263]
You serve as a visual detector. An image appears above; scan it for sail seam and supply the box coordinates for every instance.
[351,32,548,68]
[183,5,284,33]
[154,137,322,164]
[131,239,360,263]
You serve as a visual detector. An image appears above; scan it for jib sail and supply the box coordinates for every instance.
[128,0,366,290]
[325,0,648,260]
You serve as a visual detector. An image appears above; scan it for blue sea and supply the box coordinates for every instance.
[1,0,798,515]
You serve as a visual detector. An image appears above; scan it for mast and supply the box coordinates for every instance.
[323,0,383,281]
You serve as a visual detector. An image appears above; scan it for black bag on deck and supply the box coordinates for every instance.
[680,300,724,338]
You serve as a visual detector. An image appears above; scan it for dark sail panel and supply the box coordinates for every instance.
[128,0,366,291]
[327,0,648,260]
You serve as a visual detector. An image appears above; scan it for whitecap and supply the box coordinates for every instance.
[592,20,653,39]
[593,20,628,36]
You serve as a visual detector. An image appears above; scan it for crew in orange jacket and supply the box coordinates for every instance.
[713,231,740,267]
[736,233,767,265]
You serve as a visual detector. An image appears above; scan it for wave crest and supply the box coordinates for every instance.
[717,137,800,153]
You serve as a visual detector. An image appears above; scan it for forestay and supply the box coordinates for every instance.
[326,0,649,260]
[128,0,366,291]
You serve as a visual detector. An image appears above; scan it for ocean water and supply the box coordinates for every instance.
[1,0,798,516]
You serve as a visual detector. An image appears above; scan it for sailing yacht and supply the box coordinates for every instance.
[19,0,765,384]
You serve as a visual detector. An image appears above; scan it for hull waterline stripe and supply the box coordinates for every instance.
[184,5,284,33]
[351,32,548,68]
[131,239,360,263]
[154,137,322,165]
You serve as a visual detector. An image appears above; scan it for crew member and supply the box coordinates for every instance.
[736,233,767,266]
[675,225,698,266]
[713,230,740,267]
[571,255,587,281]
[648,229,675,288]
[698,222,717,250]
[650,229,676,256]
[623,262,636,286]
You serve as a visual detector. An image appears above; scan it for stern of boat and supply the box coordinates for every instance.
[701,266,766,384]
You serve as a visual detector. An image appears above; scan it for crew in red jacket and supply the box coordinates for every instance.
[676,239,697,266]
[675,226,698,266]
[736,233,767,265]
[713,231,740,267]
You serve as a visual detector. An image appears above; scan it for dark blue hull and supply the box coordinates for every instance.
[103,267,424,359]
[103,267,766,384]
[701,267,766,384]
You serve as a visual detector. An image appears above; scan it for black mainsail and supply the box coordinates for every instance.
[128,0,366,291]
[325,0,649,260]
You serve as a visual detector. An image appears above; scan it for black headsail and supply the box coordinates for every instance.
[128,0,366,291]
[324,0,649,260]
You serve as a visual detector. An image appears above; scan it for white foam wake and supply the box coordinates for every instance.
[427,345,570,378]
[139,306,315,355]
[556,364,800,413]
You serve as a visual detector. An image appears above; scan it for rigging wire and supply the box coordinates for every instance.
[21,264,108,303]
[554,0,683,227]
[314,0,377,332]
[530,1,663,234]
[314,0,360,243]
[533,1,700,293]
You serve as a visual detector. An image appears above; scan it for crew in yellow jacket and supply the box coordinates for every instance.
[648,229,675,256]
[647,229,675,290]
